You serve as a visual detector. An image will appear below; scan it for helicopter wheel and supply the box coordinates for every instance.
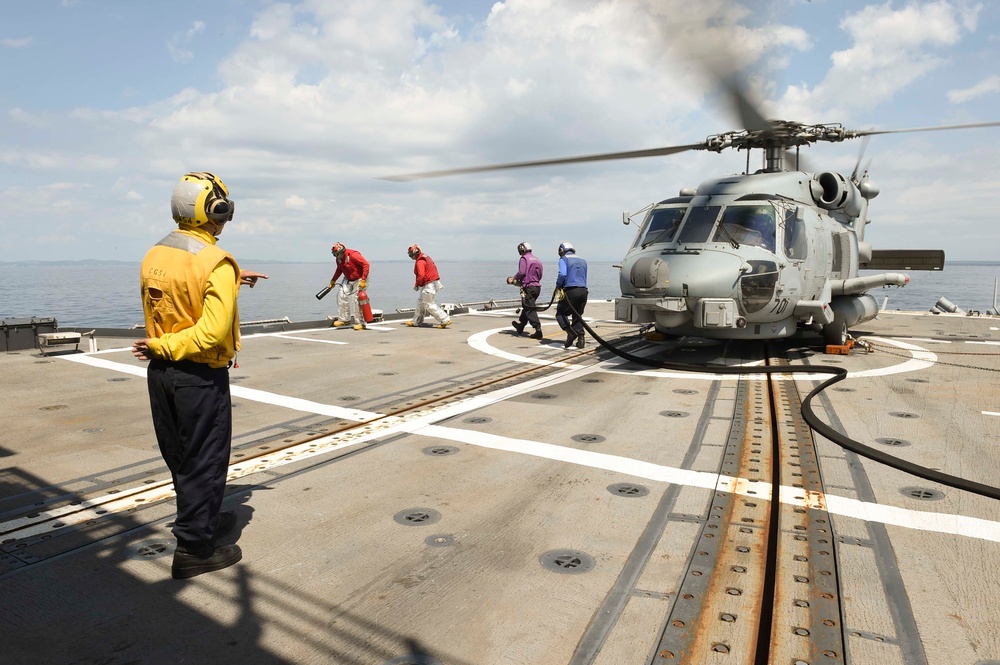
[822,317,848,346]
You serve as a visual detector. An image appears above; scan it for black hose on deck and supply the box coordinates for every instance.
[564,298,1000,502]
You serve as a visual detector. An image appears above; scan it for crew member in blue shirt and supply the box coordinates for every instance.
[555,242,588,349]
[507,241,544,340]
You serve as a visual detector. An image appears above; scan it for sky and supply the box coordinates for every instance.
[1,0,998,264]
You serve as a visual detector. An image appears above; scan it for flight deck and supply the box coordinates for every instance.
[2,303,999,664]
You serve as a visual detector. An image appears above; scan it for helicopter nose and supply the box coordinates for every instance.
[627,251,743,298]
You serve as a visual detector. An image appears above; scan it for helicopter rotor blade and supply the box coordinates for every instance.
[851,135,871,181]
[719,73,773,133]
[380,142,706,182]
[851,120,1000,138]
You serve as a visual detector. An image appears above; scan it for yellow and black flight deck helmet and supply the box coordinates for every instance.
[170,172,236,226]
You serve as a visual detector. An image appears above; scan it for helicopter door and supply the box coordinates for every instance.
[830,231,852,279]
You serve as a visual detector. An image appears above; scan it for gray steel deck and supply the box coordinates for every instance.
[2,304,999,664]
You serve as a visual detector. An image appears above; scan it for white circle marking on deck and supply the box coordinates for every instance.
[467,328,938,381]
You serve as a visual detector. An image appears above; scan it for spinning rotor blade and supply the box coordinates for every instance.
[719,73,773,133]
[381,142,705,182]
[851,135,870,181]
[851,120,1000,138]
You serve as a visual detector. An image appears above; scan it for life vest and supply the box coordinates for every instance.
[140,230,241,367]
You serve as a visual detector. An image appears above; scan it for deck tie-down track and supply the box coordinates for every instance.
[651,355,844,664]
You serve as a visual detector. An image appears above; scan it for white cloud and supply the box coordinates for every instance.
[166,21,206,63]
[2,37,33,48]
[8,107,48,128]
[948,75,1000,103]
[775,1,981,121]
[125,191,143,201]
[285,195,307,208]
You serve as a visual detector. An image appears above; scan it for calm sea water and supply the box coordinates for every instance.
[1,260,998,328]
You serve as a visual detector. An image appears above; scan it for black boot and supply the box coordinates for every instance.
[511,320,526,335]
[576,333,585,349]
[172,543,242,580]
[529,328,543,340]
[564,331,577,348]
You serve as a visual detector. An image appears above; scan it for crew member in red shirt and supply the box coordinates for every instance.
[405,244,451,328]
[329,242,370,330]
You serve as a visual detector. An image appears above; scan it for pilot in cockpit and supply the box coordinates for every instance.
[743,208,776,252]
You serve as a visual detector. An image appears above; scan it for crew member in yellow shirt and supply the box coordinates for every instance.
[132,171,267,580]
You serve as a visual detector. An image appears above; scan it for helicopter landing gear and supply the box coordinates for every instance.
[822,317,849,347]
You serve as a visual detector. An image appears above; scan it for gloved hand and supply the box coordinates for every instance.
[329,279,336,288]
[414,285,420,291]
[555,288,565,301]
[359,279,367,289]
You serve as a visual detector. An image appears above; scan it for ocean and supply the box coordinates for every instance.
[1,260,998,329]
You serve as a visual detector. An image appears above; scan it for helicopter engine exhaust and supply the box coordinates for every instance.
[810,172,862,217]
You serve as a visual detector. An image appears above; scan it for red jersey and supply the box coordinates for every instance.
[332,249,369,282]
[414,254,440,287]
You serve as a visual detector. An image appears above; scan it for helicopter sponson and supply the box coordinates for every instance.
[615,169,909,344]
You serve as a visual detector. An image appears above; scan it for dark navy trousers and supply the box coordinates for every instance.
[518,285,542,330]
[556,286,588,336]
[146,359,231,553]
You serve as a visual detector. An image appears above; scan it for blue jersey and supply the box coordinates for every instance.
[556,254,587,288]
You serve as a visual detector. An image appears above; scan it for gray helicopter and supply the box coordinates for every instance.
[385,112,999,345]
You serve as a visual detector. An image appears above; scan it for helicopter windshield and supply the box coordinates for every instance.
[713,205,776,252]
[636,207,686,248]
[676,206,722,244]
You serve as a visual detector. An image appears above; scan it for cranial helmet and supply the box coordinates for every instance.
[407,244,421,259]
[331,242,346,256]
[558,242,575,256]
[170,172,235,227]
[517,242,531,255]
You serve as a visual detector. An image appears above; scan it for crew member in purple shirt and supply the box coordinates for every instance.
[507,241,544,340]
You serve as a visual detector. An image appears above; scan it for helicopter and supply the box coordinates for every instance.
[383,85,1000,346]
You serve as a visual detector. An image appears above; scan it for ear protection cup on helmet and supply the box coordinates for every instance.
[407,244,421,259]
[171,172,235,226]
[517,242,531,255]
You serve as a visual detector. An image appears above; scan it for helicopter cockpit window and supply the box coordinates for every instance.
[637,207,686,248]
[676,206,722,244]
[713,206,776,251]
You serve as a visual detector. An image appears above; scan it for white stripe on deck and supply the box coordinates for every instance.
[270,335,347,345]
[984,411,1000,417]
[58,354,380,421]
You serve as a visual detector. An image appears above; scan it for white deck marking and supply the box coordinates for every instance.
[967,340,1000,346]
[413,424,1000,545]
[470,327,937,381]
[270,335,347,345]
[984,411,1000,417]
[59,354,379,421]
